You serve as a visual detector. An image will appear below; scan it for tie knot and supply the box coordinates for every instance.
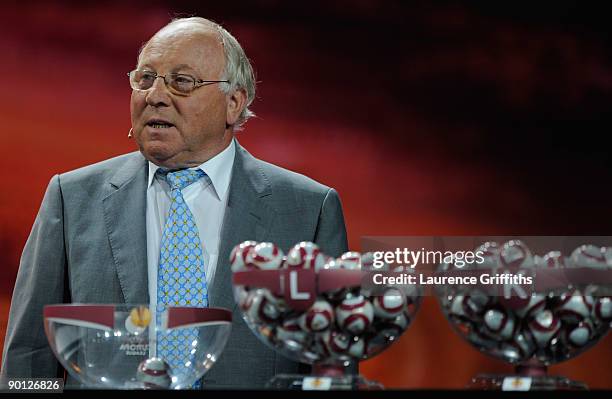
[158,168,206,190]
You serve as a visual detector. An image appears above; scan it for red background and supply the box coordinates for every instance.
[1,1,611,388]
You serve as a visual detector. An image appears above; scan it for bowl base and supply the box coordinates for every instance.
[468,374,588,391]
[266,374,383,390]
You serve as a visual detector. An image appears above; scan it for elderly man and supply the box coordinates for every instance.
[1,17,348,389]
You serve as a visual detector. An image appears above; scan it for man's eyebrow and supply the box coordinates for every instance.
[172,64,196,73]
[136,64,196,73]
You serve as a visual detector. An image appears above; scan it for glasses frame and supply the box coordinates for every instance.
[127,69,230,95]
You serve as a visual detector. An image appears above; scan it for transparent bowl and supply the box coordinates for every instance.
[230,241,422,389]
[43,304,232,389]
[435,240,612,389]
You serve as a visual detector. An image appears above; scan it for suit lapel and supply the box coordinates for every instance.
[209,141,274,310]
[98,144,271,309]
[102,152,149,304]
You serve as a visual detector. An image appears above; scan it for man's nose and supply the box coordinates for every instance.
[145,76,171,107]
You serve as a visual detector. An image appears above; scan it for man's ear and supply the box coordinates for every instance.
[226,87,247,126]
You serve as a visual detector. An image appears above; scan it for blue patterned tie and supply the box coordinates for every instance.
[156,169,208,389]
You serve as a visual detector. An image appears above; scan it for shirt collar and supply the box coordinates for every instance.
[147,139,236,200]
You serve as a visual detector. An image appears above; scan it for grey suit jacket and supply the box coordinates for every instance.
[1,140,349,389]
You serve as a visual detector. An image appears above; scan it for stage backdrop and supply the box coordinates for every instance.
[1,1,611,388]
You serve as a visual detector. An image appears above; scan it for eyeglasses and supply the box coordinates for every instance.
[127,69,229,95]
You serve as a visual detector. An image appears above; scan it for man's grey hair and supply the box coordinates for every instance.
[139,16,256,131]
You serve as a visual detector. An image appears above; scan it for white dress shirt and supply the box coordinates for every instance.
[146,139,235,342]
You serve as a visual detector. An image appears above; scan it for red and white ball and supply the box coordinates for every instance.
[571,244,607,269]
[500,239,533,269]
[245,289,283,324]
[339,251,362,270]
[299,300,334,332]
[246,242,284,270]
[448,293,489,321]
[483,308,517,340]
[286,242,325,269]
[593,296,612,322]
[448,295,473,321]
[230,240,258,272]
[136,357,172,389]
[373,288,406,319]
[464,290,491,315]
[527,309,561,349]
[539,251,569,269]
[556,290,593,323]
[336,295,374,335]
[564,321,593,348]
[321,330,351,359]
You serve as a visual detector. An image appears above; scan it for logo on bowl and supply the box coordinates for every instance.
[119,340,150,356]
[125,306,151,335]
